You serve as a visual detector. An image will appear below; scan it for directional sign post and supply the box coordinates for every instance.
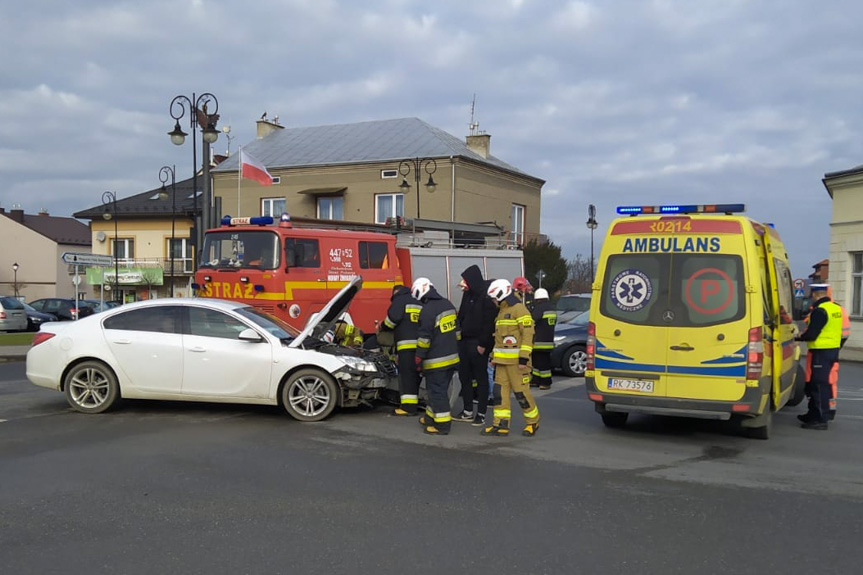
[61,252,115,266]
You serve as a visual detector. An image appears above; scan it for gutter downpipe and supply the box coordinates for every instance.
[450,155,456,244]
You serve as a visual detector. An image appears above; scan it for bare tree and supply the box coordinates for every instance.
[564,254,593,294]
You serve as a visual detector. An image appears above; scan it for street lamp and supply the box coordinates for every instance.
[12,262,18,298]
[159,165,177,297]
[398,158,437,219]
[168,93,219,257]
[102,191,119,301]
[586,204,598,284]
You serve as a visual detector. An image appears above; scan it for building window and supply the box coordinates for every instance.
[317,196,344,220]
[167,238,195,273]
[261,197,286,217]
[381,169,398,179]
[852,253,863,316]
[114,238,135,264]
[375,193,404,224]
[510,204,525,246]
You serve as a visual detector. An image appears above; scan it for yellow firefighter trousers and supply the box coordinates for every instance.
[492,363,540,428]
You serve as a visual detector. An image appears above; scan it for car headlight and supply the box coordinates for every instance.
[554,335,566,342]
[337,355,378,372]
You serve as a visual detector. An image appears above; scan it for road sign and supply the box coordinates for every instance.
[62,252,114,266]
[794,288,805,298]
[793,278,806,290]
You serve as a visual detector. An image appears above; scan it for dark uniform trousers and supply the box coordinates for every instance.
[458,338,490,415]
[424,367,455,433]
[805,348,840,424]
[397,349,420,413]
[530,350,552,388]
[492,363,540,429]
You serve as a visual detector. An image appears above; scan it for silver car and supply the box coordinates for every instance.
[0,296,28,332]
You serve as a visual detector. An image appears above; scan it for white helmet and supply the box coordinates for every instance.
[487,278,512,302]
[534,288,549,300]
[411,277,433,300]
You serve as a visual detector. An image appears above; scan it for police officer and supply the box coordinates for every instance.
[513,276,534,311]
[795,284,843,430]
[381,284,423,415]
[484,278,540,437]
[412,277,460,435]
[530,288,556,390]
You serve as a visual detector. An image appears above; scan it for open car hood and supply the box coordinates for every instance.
[288,276,363,348]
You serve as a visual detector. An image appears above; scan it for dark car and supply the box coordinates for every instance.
[550,310,589,377]
[21,302,56,331]
[27,298,96,321]
[556,293,591,323]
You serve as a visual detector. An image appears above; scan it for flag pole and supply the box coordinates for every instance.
[237,146,242,215]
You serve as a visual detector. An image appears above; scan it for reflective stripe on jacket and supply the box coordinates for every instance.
[416,287,460,371]
[492,294,535,365]
[531,299,556,350]
[382,286,422,350]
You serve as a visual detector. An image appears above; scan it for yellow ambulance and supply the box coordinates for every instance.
[585,203,804,439]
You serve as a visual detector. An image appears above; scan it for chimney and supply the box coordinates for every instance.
[38,208,50,216]
[10,208,24,223]
[257,118,285,139]
[466,133,491,159]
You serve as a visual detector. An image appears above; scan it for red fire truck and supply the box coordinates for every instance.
[193,214,524,333]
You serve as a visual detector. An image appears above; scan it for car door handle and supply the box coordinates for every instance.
[670,345,695,351]
[113,339,132,345]
[189,346,207,353]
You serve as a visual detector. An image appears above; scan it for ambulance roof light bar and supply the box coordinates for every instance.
[616,203,746,216]
[219,215,275,227]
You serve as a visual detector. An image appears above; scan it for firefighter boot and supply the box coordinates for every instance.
[522,422,540,437]
[393,406,417,416]
[481,421,510,437]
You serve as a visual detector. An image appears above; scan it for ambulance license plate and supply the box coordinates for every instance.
[608,378,654,393]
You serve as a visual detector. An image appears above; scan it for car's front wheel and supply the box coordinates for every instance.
[63,360,120,414]
[281,368,339,422]
[562,345,588,377]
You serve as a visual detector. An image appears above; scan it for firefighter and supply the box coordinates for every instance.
[381,284,423,415]
[453,265,497,426]
[412,277,460,435]
[530,288,555,390]
[330,319,364,348]
[795,284,843,430]
[513,276,534,311]
[483,278,540,437]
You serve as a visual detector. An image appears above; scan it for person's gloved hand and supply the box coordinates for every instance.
[415,356,423,371]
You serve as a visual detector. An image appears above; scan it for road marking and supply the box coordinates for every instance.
[0,419,6,423]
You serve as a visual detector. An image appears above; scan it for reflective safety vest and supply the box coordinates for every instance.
[809,300,843,349]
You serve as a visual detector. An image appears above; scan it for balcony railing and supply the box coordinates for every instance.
[68,257,195,275]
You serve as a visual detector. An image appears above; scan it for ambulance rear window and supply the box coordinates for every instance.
[600,254,745,327]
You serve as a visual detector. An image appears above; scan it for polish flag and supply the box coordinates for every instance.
[241,149,274,186]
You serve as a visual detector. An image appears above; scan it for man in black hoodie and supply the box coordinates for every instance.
[453,265,498,426]
[381,284,423,415]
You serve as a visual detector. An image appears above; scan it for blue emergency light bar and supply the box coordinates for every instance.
[616,203,746,216]
[220,215,275,226]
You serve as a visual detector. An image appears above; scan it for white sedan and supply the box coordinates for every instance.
[26,278,397,421]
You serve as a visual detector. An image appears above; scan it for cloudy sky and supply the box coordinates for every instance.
[2,0,860,276]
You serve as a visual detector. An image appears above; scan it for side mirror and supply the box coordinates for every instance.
[238,328,264,342]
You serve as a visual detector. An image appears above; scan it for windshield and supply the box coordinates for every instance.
[558,295,590,312]
[562,310,590,326]
[1,296,24,310]
[235,306,300,340]
[199,230,281,270]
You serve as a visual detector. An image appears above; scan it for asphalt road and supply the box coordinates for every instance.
[2,359,862,574]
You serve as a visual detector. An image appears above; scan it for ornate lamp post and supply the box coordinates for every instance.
[158,165,177,297]
[12,262,18,298]
[167,93,219,256]
[102,191,119,300]
[398,158,438,219]
[586,204,598,284]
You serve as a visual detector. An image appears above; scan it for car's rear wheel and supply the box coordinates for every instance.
[281,368,339,422]
[600,411,628,428]
[63,360,120,414]
[562,345,587,377]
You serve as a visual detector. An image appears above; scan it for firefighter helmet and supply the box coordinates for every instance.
[513,276,533,293]
[411,277,433,300]
[487,279,513,302]
[534,288,549,300]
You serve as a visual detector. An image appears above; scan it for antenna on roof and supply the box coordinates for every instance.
[469,94,479,135]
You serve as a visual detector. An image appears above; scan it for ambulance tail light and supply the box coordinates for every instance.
[586,321,596,371]
[746,327,763,380]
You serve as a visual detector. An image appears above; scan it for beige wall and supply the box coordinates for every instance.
[213,158,543,242]
[91,218,193,260]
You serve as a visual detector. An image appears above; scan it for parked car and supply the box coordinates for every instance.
[21,302,56,331]
[550,310,589,377]
[26,277,398,422]
[82,299,113,313]
[556,293,591,323]
[27,298,96,321]
[0,296,28,332]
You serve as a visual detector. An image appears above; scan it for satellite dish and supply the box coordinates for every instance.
[96,231,106,242]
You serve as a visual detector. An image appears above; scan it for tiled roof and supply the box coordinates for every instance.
[1,211,91,245]
[213,117,541,181]
[74,177,199,220]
